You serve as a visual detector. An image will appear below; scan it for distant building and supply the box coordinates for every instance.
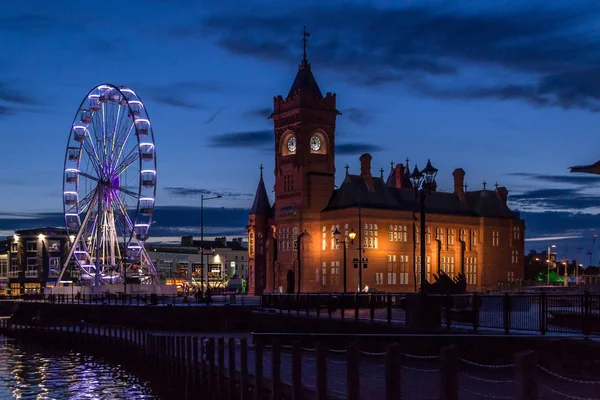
[7,228,72,295]
[247,45,525,295]
[0,240,8,296]
[146,236,248,289]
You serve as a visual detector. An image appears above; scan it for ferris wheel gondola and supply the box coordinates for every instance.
[57,84,158,285]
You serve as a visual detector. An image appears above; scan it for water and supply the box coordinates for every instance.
[0,336,158,399]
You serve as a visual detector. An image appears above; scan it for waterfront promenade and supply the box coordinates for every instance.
[1,319,597,399]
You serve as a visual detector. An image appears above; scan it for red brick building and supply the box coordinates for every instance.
[246,53,524,295]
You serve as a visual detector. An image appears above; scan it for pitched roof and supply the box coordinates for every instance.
[250,174,273,217]
[323,174,519,219]
[287,61,323,100]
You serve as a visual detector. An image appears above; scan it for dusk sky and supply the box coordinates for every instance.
[2,0,600,260]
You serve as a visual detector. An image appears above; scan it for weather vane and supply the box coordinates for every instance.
[303,26,310,63]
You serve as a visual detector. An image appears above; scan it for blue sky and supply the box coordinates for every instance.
[2,0,600,260]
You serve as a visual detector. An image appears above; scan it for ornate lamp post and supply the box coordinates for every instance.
[547,244,556,285]
[410,160,438,292]
[200,194,222,290]
[334,227,351,293]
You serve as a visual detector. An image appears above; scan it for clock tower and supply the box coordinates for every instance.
[270,28,339,292]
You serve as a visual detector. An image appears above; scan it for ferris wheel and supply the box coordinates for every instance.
[57,84,158,286]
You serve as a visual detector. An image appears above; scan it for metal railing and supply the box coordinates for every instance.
[260,292,600,336]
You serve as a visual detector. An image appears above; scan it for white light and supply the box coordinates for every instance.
[140,197,155,202]
[97,85,113,90]
[129,101,144,107]
[65,168,79,173]
[13,235,19,241]
[38,234,45,240]
[64,191,78,196]
[141,170,156,174]
[140,143,154,148]
[69,235,75,243]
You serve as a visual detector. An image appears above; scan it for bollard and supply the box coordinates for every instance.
[240,338,249,400]
[439,345,458,400]
[385,343,401,400]
[514,350,538,400]
[254,340,264,400]
[346,341,359,400]
[271,339,281,400]
[218,337,225,398]
[228,338,236,400]
[291,341,302,400]
[316,342,328,400]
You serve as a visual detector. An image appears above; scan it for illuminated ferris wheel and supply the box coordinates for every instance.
[58,84,158,286]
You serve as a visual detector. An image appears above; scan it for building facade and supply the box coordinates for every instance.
[247,51,525,295]
[146,236,248,289]
[7,228,72,295]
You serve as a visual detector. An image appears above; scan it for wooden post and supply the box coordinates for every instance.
[186,336,193,392]
[271,339,282,400]
[514,350,538,400]
[229,337,237,400]
[254,340,264,400]
[316,342,328,400]
[199,336,206,387]
[385,343,401,400]
[439,345,458,400]
[208,337,216,393]
[192,336,199,390]
[291,341,302,400]
[218,337,225,398]
[346,342,359,400]
[240,338,249,400]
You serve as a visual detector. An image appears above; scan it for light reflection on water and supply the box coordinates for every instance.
[0,336,158,399]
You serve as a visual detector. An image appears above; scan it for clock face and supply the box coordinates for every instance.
[287,136,297,153]
[310,136,321,151]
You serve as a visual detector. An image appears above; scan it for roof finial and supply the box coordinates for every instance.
[259,164,264,178]
[380,168,384,178]
[345,164,349,175]
[405,158,410,169]
[302,26,310,64]
[494,182,499,190]
[390,161,395,169]
[483,180,487,190]
[464,183,468,192]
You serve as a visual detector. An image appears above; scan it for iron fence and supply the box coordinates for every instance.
[260,292,600,336]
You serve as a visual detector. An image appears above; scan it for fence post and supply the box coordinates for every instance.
[254,340,264,400]
[540,292,546,335]
[271,339,281,400]
[472,292,480,331]
[387,294,392,323]
[514,350,538,400]
[208,337,216,394]
[291,340,302,400]
[240,338,249,400]
[346,341,359,400]
[217,337,225,398]
[503,292,511,334]
[385,343,401,400]
[354,293,359,321]
[229,337,236,400]
[370,293,375,321]
[316,342,328,400]
[439,345,458,400]
[328,294,333,319]
[583,290,591,336]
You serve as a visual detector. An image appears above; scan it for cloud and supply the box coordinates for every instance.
[0,81,39,116]
[343,107,372,125]
[243,107,272,120]
[190,3,600,112]
[164,187,252,199]
[0,14,58,32]
[508,172,600,185]
[509,187,600,213]
[143,81,221,109]
[209,130,272,148]
[336,143,383,155]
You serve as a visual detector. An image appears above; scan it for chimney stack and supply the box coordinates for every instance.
[496,186,508,203]
[453,168,466,201]
[394,164,405,189]
[360,153,372,177]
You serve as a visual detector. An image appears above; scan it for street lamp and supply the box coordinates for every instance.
[334,227,349,293]
[201,194,222,291]
[410,160,438,293]
[547,244,556,285]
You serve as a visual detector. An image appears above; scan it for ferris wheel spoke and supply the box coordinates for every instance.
[113,148,139,177]
[82,134,102,175]
[78,171,100,182]
[112,185,140,200]
[111,122,135,173]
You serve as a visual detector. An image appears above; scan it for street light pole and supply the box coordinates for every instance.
[296,230,307,294]
[334,228,349,293]
[410,160,438,293]
[547,244,556,285]
[201,194,222,291]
